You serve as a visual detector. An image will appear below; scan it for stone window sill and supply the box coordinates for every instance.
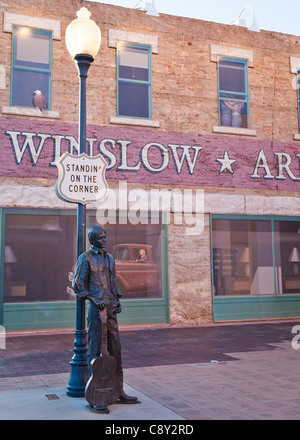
[212,126,257,136]
[2,106,60,119]
[109,116,160,128]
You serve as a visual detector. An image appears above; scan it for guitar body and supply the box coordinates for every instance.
[85,307,121,408]
[85,355,120,407]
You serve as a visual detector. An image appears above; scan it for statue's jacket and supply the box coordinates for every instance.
[72,245,122,312]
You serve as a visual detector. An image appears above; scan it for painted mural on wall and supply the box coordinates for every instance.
[1,117,300,191]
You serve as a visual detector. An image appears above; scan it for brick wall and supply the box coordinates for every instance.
[1,0,300,142]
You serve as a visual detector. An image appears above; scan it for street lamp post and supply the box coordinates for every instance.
[65,7,101,398]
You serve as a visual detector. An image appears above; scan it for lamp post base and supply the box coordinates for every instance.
[66,328,88,397]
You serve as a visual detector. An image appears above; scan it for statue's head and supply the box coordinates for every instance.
[88,225,106,249]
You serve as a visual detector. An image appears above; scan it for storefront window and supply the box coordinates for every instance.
[274,221,300,294]
[4,213,77,303]
[212,218,300,296]
[89,213,163,299]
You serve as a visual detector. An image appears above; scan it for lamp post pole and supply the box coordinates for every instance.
[64,7,101,398]
[66,54,94,398]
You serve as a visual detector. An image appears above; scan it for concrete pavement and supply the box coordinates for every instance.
[0,382,184,420]
[0,321,300,420]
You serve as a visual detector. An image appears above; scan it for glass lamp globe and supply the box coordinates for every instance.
[65,7,101,59]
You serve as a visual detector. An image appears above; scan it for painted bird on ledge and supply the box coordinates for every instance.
[33,90,46,112]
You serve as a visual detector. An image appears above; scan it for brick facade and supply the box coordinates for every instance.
[1,0,300,327]
[1,0,300,139]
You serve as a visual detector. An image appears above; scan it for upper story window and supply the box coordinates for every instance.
[290,57,300,140]
[210,45,256,136]
[2,12,60,118]
[117,42,152,119]
[11,26,52,110]
[107,29,159,128]
[218,57,249,129]
[296,69,300,133]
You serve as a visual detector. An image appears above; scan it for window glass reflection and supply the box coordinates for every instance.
[4,214,77,303]
[12,26,51,109]
[212,219,275,296]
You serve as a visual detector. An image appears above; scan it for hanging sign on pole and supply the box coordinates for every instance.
[55,152,108,204]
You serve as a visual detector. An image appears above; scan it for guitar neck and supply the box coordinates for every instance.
[99,308,108,356]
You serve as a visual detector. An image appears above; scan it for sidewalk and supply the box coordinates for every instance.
[0,320,300,420]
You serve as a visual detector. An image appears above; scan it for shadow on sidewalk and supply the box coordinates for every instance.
[0,321,298,378]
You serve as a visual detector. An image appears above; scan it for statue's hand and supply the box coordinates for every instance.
[90,297,106,310]
[97,301,106,311]
[115,299,122,314]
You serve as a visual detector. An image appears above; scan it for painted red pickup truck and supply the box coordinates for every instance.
[67,243,158,297]
[112,244,159,295]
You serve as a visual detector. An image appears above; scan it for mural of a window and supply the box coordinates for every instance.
[11,26,52,109]
[117,42,152,119]
[218,58,249,129]
[212,217,300,296]
[274,221,300,294]
[3,210,165,303]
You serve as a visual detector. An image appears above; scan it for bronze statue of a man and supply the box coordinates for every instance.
[72,225,138,409]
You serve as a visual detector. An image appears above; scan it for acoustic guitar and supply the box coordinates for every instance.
[85,307,121,409]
